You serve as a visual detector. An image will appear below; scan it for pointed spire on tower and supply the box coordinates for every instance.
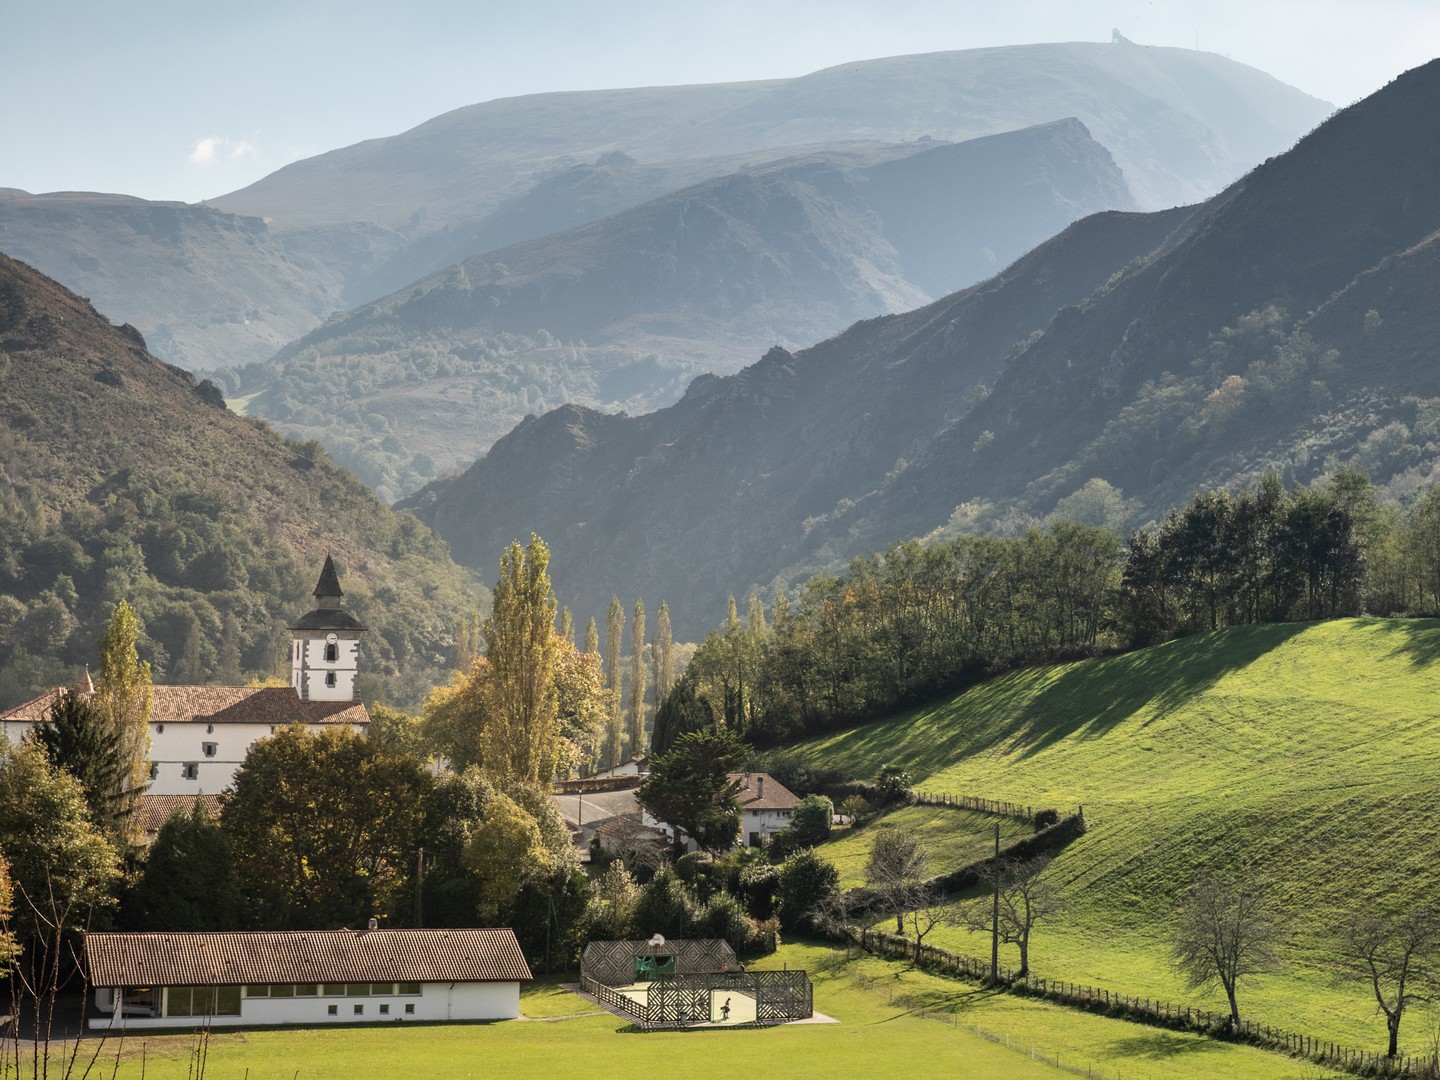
[76,666,95,697]
[313,554,344,608]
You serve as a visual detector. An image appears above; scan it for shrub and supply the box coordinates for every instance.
[738,861,780,921]
[776,848,839,932]
[875,764,913,805]
[1033,808,1060,830]
[789,794,834,847]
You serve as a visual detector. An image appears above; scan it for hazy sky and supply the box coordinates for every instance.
[3,0,1436,204]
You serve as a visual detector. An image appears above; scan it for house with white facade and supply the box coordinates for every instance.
[0,557,370,804]
[86,927,532,1030]
[641,771,800,851]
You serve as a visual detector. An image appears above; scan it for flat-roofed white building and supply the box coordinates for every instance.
[86,927,532,1030]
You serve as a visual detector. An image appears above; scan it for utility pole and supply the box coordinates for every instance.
[989,822,1000,981]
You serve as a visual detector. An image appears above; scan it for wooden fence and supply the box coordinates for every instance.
[912,791,1037,821]
[854,928,1436,1078]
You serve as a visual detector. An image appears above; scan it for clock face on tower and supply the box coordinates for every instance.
[326,633,338,644]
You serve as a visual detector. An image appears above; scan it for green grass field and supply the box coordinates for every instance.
[818,804,1034,889]
[52,943,1340,1080]
[793,618,1440,1056]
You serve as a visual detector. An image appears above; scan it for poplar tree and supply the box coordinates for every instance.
[482,535,560,785]
[626,600,647,757]
[584,617,600,656]
[603,597,624,767]
[652,600,674,703]
[93,600,152,846]
[559,607,574,646]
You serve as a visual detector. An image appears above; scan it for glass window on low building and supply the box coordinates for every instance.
[293,984,318,996]
[321,984,346,996]
[353,1003,364,1015]
[346,983,371,997]
[370,983,394,995]
[379,1003,390,1015]
[397,982,421,996]
[328,1004,338,1016]
[405,1003,415,1014]
[167,986,240,1017]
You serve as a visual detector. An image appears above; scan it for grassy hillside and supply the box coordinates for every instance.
[819,806,1034,890]
[794,618,1440,1053]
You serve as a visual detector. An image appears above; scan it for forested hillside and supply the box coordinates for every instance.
[0,253,481,709]
[405,59,1440,638]
[226,121,1134,496]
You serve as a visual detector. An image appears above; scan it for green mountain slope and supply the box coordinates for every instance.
[797,618,1440,1049]
[0,252,480,710]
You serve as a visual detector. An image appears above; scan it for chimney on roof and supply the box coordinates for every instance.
[367,917,378,932]
[757,776,765,800]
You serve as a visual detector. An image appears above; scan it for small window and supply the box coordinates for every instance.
[324,643,338,663]
[206,723,214,734]
[379,1003,390,1015]
[353,1003,364,1016]
[156,723,164,733]
[325,672,337,688]
[202,742,218,758]
[181,763,199,780]
[404,1003,415,1015]
[327,1004,338,1016]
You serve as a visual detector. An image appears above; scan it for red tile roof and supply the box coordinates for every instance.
[0,685,367,727]
[138,794,222,836]
[86,929,532,988]
[730,772,800,811]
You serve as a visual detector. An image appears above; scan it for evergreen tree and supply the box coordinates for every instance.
[627,600,647,758]
[126,801,243,931]
[482,535,561,786]
[93,600,153,848]
[603,597,624,767]
[36,687,133,845]
[650,675,710,757]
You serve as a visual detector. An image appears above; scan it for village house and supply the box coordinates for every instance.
[0,557,370,801]
[86,927,532,1030]
[641,771,800,851]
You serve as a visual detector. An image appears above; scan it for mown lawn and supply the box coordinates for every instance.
[791,618,1440,1055]
[817,804,1033,889]
[59,944,1340,1080]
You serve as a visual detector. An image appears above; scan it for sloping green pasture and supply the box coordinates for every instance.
[796,619,1440,1055]
[819,804,1034,889]
[64,944,1337,1080]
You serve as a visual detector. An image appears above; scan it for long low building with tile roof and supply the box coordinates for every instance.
[86,927,532,1029]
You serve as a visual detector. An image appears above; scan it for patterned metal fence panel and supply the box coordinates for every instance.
[647,981,713,1025]
[580,938,736,985]
[579,952,813,1028]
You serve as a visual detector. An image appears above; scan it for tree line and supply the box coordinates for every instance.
[662,469,1440,745]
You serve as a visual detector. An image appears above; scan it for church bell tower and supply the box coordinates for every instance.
[289,555,366,703]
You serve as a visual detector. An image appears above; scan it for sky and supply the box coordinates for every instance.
[3,0,1437,205]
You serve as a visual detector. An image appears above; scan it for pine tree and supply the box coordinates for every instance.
[482,535,560,785]
[626,600,647,758]
[93,600,153,847]
[603,597,624,767]
[36,688,133,845]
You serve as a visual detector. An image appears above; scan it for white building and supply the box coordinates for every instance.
[642,772,800,851]
[0,557,369,799]
[86,927,531,1030]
